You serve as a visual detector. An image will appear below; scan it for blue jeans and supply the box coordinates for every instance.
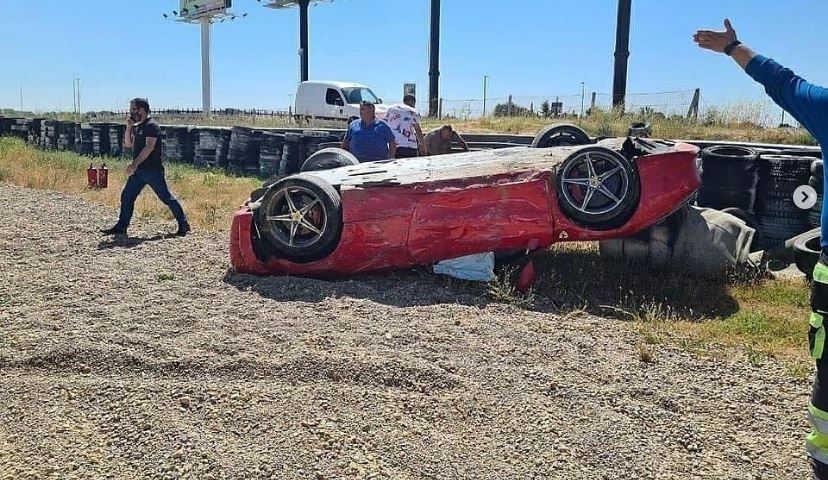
[115,168,188,229]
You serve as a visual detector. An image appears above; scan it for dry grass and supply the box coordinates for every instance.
[421,109,816,145]
[533,243,812,373]
[0,137,258,231]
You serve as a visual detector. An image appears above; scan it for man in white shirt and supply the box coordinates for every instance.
[383,95,426,158]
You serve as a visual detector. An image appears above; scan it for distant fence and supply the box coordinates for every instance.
[102,108,292,118]
[438,89,701,120]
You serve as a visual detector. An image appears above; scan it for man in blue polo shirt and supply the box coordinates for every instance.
[341,102,397,162]
[695,19,828,478]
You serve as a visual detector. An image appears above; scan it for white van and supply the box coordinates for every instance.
[294,81,389,122]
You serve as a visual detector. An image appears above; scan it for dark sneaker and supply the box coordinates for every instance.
[100,226,127,235]
[175,223,191,237]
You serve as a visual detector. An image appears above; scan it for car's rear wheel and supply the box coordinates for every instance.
[256,175,343,263]
[531,123,591,148]
[556,146,640,230]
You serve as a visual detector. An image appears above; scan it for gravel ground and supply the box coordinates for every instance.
[0,183,813,479]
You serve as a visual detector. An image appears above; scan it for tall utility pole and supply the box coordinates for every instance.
[200,16,212,115]
[428,0,441,117]
[483,75,489,117]
[72,78,77,115]
[298,0,309,82]
[580,82,585,119]
[76,78,82,115]
[613,0,632,111]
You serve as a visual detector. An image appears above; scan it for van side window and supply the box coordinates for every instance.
[326,89,344,106]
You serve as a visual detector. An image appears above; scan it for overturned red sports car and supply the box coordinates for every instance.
[230,131,700,277]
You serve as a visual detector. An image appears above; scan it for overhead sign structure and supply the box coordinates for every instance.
[172,0,237,115]
[179,0,231,20]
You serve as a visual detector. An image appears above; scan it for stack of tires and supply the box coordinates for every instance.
[162,126,191,163]
[810,160,824,229]
[755,153,812,248]
[215,128,232,169]
[108,124,125,157]
[40,120,56,149]
[9,119,29,140]
[227,126,262,176]
[696,146,759,213]
[194,128,224,168]
[56,121,74,151]
[303,130,340,160]
[0,117,13,136]
[259,132,285,177]
[75,124,94,155]
[27,119,43,145]
[91,123,110,156]
[280,132,305,175]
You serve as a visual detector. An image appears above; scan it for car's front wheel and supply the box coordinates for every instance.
[256,175,343,263]
[556,146,640,230]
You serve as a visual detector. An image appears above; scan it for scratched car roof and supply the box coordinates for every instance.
[306,138,632,189]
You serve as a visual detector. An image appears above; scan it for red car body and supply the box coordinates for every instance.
[230,139,700,277]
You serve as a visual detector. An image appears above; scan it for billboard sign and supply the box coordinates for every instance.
[180,0,231,19]
[403,83,416,98]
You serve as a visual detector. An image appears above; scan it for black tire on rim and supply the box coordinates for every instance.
[531,123,591,148]
[255,174,343,263]
[301,148,360,172]
[555,146,641,230]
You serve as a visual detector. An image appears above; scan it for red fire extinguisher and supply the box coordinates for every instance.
[87,164,98,189]
[97,163,109,189]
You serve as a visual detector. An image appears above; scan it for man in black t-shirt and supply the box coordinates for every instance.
[101,98,190,236]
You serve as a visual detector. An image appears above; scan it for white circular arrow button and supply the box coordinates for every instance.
[794,185,818,210]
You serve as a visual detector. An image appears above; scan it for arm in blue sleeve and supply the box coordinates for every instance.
[746,55,828,140]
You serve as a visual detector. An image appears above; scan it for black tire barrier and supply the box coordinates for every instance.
[216,128,232,169]
[107,124,125,157]
[227,126,262,176]
[75,124,94,156]
[759,153,812,183]
[27,119,43,145]
[91,123,111,157]
[813,160,824,178]
[303,130,340,160]
[696,146,759,212]
[280,132,304,175]
[56,121,75,151]
[162,126,192,163]
[39,119,55,149]
[259,131,285,177]
[810,175,823,194]
[755,197,809,248]
[811,193,824,229]
[8,119,29,140]
[194,127,224,168]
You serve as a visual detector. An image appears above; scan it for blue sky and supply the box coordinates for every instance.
[2,0,827,113]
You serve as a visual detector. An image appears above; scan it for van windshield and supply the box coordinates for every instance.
[341,87,380,105]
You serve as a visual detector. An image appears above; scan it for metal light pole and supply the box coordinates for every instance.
[428,0,441,117]
[263,1,330,84]
[483,75,489,117]
[200,17,212,115]
[613,0,632,111]
[580,82,585,118]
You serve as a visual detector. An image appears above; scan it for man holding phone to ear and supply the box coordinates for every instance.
[695,19,828,478]
[100,98,190,237]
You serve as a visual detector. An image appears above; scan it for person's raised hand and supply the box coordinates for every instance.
[694,18,737,53]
